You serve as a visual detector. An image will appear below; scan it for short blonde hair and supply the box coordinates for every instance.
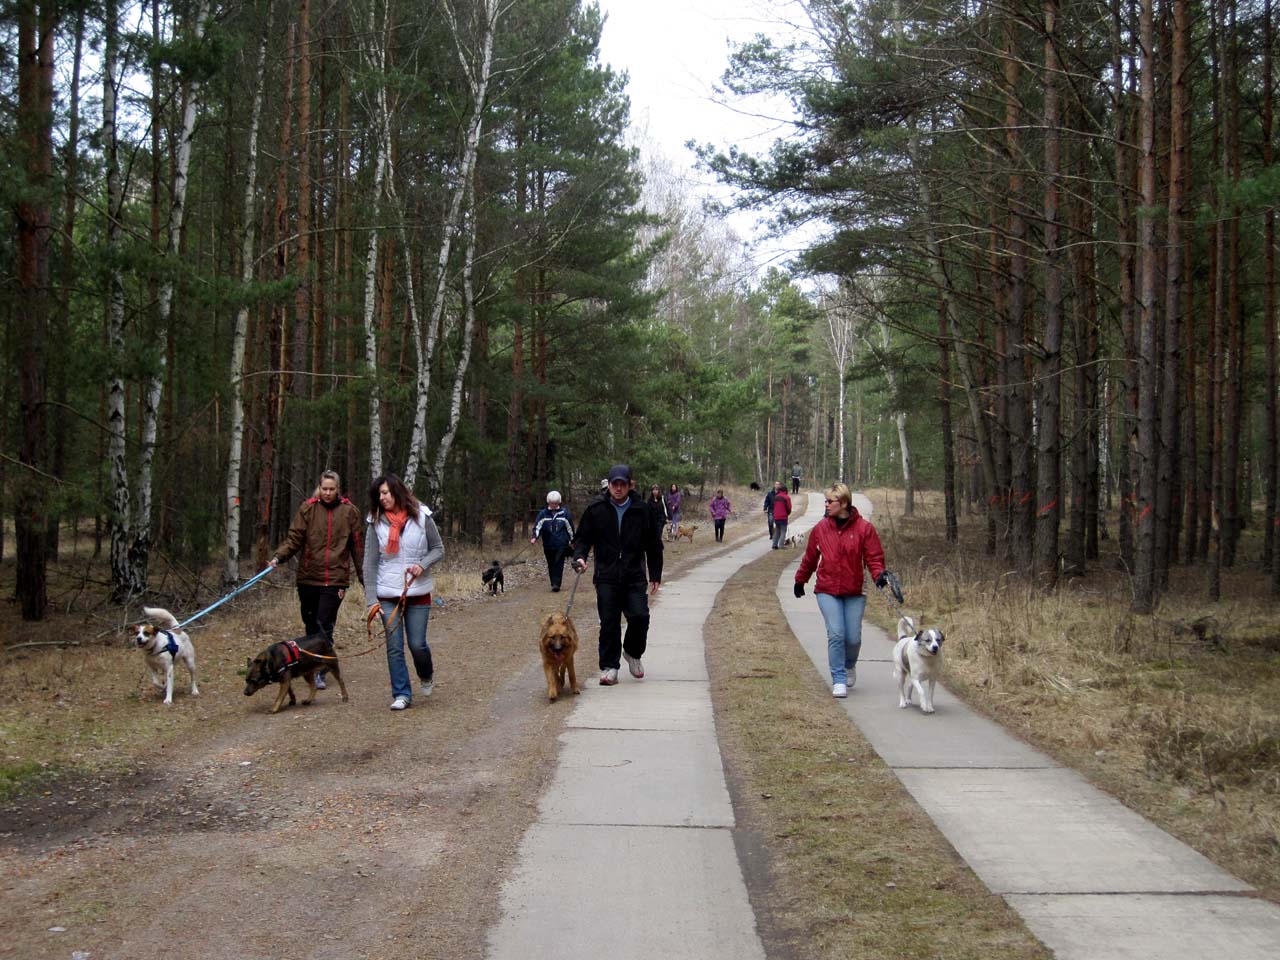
[825,483,852,510]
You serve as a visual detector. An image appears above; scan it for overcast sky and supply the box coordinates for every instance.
[594,0,811,273]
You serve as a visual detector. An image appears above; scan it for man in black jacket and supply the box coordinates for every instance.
[572,464,663,686]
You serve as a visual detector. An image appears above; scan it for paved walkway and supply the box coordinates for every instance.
[485,509,824,959]
[776,500,1280,960]
[486,493,1280,959]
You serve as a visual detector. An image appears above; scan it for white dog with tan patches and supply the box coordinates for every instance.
[893,616,944,714]
[132,607,199,705]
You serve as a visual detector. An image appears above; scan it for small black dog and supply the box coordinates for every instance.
[482,559,504,595]
[749,481,762,491]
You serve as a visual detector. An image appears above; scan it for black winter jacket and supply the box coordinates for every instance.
[573,491,664,586]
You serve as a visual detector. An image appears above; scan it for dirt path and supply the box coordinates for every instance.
[0,516,768,960]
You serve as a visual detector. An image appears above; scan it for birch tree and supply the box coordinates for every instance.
[404,0,505,490]
[224,16,272,584]
[821,294,855,481]
[128,0,211,592]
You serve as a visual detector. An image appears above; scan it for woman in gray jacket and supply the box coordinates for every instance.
[363,474,444,711]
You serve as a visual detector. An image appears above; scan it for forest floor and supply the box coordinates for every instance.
[0,486,1276,960]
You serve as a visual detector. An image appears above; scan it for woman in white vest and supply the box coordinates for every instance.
[363,473,445,711]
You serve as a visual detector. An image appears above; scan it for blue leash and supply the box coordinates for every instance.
[176,566,274,629]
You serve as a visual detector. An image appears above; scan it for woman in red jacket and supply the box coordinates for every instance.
[792,483,895,698]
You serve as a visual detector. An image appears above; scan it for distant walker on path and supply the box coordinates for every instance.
[531,491,575,592]
[791,460,802,494]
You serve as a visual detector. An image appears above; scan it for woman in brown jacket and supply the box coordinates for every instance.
[270,470,364,686]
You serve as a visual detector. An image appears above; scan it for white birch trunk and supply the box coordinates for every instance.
[431,178,481,490]
[103,0,132,599]
[404,0,501,489]
[223,25,270,584]
[878,316,914,514]
[132,1,210,589]
[360,0,391,473]
[823,297,854,484]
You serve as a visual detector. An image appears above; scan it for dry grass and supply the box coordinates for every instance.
[861,487,1280,900]
[707,548,1050,960]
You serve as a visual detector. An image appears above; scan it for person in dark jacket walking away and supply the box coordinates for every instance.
[770,481,792,549]
[646,484,669,537]
[792,483,896,698]
[572,464,663,686]
[763,486,776,540]
[791,460,802,494]
[270,470,364,689]
[531,490,575,591]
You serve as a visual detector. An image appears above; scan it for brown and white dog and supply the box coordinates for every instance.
[133,607,199,706]
[893,616,944,714]
[539,612,581,702]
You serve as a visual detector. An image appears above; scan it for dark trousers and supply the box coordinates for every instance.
[713,518,726,542]
[297,584,344,640]
[791,477,800,493]
[595,581,650,670]
[544,544,567,590]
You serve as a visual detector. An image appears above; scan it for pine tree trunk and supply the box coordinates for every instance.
[1156,0,1189,590]
[1132,0,1160,613]
[15,0,54,620]
[1035,0,1064,589]
[938,299,957,543]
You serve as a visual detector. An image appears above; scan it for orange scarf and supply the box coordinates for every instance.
[384,508,409,555]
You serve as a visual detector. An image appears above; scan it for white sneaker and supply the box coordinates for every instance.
[848,665,857,688]
[832,683,848,698]
[390,696,410,711]
[623,653,645,679]
[420,678,434,698]
[314,675,327,690]
[599,668,619,686]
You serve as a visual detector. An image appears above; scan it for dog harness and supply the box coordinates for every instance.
[160,630,180,660]
[270,639,305,681]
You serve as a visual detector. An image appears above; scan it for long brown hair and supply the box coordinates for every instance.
[368,473,420,521]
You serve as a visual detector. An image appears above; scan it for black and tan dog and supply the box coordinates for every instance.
[244,634,349,714]
[482,559,504,595]
[539,612,580,702]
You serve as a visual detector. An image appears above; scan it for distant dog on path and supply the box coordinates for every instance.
[675,524,699,543]
[893,616,944,714]
[133,607,199,706]
[482,560,504,595]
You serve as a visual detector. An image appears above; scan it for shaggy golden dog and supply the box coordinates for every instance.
[675,523,699,542]
[539,612,581,702]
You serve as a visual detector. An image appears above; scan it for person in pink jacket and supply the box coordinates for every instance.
[770,481,792,549]
[792,483,899,698]
[708,489,733,542]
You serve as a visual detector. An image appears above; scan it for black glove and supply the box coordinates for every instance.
[793,582,805,598]
[876,571,904,604]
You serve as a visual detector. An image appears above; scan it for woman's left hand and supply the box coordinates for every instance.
[409,563,423,577]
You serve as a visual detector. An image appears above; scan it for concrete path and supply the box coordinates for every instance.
[777,537,1280,960]
[486,511,823,959]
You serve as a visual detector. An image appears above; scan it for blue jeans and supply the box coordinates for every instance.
[815,593,865,685]
[771,520,788,548]
[595,581,649,669]
[382,599,433,701]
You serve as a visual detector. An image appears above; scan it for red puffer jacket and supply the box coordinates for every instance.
[794,509,886,597]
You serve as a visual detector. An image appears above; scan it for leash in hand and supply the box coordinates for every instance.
[563,566,584,618]
[876,570,907,619]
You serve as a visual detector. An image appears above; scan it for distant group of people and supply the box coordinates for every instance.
[268,461,894,709]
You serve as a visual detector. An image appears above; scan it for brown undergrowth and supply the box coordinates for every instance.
[861,487,1280,901]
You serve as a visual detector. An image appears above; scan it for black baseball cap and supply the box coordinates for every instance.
[607,464,632,483]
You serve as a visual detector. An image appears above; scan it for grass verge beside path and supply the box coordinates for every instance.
[705,547,1051,960]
